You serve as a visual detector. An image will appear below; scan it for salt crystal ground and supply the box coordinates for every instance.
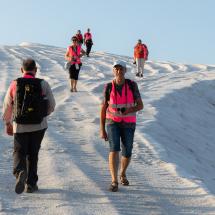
[1,43,215,214]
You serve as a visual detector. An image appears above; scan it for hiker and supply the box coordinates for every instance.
[65,36,86,92]
[76,30,84,45]
[2,58,55,194]
[100,60,143,192]
[133,39,148,77]
[84,28,93,57]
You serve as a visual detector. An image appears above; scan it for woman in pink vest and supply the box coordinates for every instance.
[84,28,93,57]
[65,36,85,92]
[100,60,143,192]
[76,30,83,46]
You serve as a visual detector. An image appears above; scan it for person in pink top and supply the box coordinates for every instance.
[2,58,55,194]
[65,36,86,92]
[100,60,143,192]
[84,28,93,57]
[76,30,83,45]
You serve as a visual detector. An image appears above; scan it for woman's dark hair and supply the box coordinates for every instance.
[22,58,36,71]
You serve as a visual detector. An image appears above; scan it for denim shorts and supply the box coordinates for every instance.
[107,123,135,158]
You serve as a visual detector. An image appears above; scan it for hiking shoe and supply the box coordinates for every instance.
[25,184,38,193]
[15,171,27,194]
[120,175,129,186]
[109,182,118,192]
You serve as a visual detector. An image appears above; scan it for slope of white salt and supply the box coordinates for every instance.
[0,43,215,214]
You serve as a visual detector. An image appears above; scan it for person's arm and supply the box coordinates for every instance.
[133,47,137,63]
[123,82,144,115]
[42,81,56,115]
[2,82,14,136]
[123,98,143,115]
[100,84,109,141]
[100,102,108,141]
[65,47,72,61]
[80,48,86,57]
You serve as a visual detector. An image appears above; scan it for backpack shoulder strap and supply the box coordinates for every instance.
[106,82,112,102]
[126,79,135,96]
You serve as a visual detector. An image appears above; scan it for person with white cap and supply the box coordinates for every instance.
[100,60,143,192]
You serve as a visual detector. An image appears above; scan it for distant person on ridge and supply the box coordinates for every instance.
[84,28,93,57]
[100,60,144,192]
[65,36,86,92]
[2,58,55,194]
[133,39,148,77]
[76,30,84,46]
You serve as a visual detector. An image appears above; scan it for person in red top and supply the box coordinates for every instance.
[84,28,93,57]
[76,30,83,46]
[100,60,143,192]
[65,36,86,92]
[133,39,148,77]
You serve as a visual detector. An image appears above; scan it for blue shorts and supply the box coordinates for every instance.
[107,123,135,158]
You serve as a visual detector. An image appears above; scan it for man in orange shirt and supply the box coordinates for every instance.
[133,39,148,77]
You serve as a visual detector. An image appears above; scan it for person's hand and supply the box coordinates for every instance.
[5,122,13,136]
[100,130,108,141]
[122,107,134,115]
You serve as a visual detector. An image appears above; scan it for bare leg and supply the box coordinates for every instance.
[109,152,119,183]
[73,80,78,92]
[120,156,131,177]
[70,79,75,91]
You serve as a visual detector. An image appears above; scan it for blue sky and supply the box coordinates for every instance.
[0,0,214,64]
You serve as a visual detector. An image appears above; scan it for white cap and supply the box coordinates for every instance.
[113,60,126,68]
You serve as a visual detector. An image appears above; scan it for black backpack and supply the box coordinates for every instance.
[106,79,135,101]
[13,78,48,124]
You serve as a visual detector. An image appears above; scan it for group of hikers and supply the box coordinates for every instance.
[65,28,93,92]
[65,30,148,92]
[2,30,148,194]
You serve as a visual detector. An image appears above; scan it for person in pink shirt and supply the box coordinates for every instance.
[84,28,93,57]
[100,60,143,192]
[2,58,55,194]
[76,30,84,46]
[65,36,86,92]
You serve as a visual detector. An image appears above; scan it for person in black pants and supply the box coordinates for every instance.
[2,58,55,194]
[65,36,85,92]
[13,129,46,191]
[84,28,93,57]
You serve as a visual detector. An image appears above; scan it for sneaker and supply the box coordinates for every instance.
[136,73,140,77]
[25,184,38,193]
[120,175,129,186]
[109,182,118,192]
[15,171,27,194]
[140,73,143,77]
